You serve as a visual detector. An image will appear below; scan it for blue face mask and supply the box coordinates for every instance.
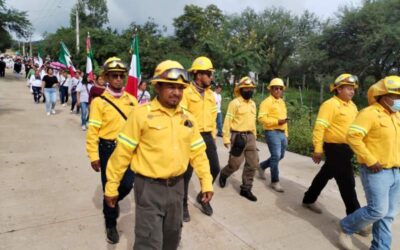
[388,99,400,112]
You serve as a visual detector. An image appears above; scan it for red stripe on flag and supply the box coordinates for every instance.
[126,75,138,97]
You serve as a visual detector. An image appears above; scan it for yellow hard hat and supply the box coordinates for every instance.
[234,76,256,96]
[367,75,400,104]
[188,56,215,72]
[267,78,286,90]
[150,60,189,86]
[330,73,359,92]
[102,57,127,73]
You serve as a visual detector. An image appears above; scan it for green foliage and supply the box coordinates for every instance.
[70,0,108,29]
[0,0,31,52]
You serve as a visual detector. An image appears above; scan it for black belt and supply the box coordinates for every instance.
[231,130,252,134]
[136,173,184,187]
[99,138,116,146]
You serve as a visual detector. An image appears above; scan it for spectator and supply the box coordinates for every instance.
[76,74,92,130]
[214,84,223,137]
[137,80,151,104]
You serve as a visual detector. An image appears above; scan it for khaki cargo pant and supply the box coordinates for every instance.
[133,175,183,250]
[221,132,259,191]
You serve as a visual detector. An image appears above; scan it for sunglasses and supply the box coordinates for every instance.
[153,68,189,83]
[109,73,126,79]
[271,87,284,91]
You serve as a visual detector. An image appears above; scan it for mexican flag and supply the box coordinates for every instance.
[125,34,141,97]
[58,41,76,77]
[86,33,94,82]
[37,45,43,67]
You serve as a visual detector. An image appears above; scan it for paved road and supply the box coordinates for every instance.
[0,72,399,250]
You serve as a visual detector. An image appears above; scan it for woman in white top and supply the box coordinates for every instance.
[59,71,70,106]
[137,80,151,104]
[30,70,43,103]
[76,74,92,130]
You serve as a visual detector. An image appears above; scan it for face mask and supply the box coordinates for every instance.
[240,89,253,100]
[387,99,400,112]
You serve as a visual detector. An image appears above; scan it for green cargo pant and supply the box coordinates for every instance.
[133,174,184,250]
[221,132,259,191]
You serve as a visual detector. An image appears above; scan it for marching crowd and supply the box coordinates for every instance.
[11,54,400,250]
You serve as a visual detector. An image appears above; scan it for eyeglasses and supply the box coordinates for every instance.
[109,73,126,79]
[153,68,189,83]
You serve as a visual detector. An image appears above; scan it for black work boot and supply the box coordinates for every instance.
[196,193,213,216]
[106,226,119,244]
[219,173,228,188]
[183,204,191,222]
[240,189,257,202]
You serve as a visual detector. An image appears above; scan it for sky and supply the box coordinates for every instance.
[9,0,362,41]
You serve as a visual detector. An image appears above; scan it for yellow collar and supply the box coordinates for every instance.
[150,98,184,116]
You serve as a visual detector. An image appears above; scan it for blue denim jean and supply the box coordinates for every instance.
[260,130,287,182]
[44,88,57,113]
[340,166,400,250]
[80,102,88,126]
[216,112,223,136]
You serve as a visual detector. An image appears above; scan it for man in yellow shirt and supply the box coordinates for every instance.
[86,57,137,244]
[104,60,213,250]
[338,76,400,250]
[218,77,259,201]
[180,56,219,221]
[302,74,362,216]
[258,78,288,192]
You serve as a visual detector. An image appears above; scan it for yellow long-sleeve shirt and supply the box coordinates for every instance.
[222,97,257,144]
[312,96,358,153]
[258,95,288,137]
[105,98,213,197]
[180,83,218,137]
[347,102,400,168]
[86,91,138,162]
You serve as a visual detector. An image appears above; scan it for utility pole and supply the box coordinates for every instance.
[76,0,80,54]
[29,36,32,57]
[22,42,25,56]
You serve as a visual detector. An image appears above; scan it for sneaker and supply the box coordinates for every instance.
[183,204,190,222]
[219,173,227,188]
[105,226,119,244]
[240,189,257,202]
[356,224,372,237]
[270,182,284,193]
[258,166,266,180]
[338,223,353,250]
[46,112,51,116]
[51,109,56,114]
[196,193,213,216]
[70,110,73,113]
[302,202,323,214]
[81,125,87,131]
[62,103,66,107]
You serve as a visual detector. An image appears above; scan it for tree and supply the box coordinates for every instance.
[318,0,400,87]
[70,0,108,29]
[0,0,31,52]
[173,4,225,50]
